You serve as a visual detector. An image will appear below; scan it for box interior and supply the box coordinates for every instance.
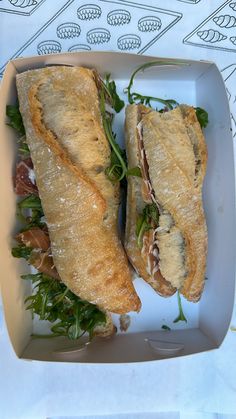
[0,52,235,362]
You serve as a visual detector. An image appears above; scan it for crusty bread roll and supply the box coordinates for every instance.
[125,103,208,302]
[16,66,141,314]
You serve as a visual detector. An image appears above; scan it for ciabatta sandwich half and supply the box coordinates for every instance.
[16,66,141,315]
[125,103,207,302]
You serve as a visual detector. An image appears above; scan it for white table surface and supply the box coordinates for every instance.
[1,1,236,418]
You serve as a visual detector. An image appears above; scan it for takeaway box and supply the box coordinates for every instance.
[0,52,235,362]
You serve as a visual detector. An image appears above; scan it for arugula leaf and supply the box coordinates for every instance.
[100,75,128,182]
[17,195,44,228]
[105,147,141,182]
[21,273,44,283]
[6,105,25,136]
[125,61,184,108]
[129,92,179,110]
[6,104,30,155]
[162,325,171,331]
[195,107,209,129]
[22,273,106,339]
[136,203,159,248]
[100,75,142,182]
[136,214,152,249]
[68,323,83,340]
[100,89,127,182]
[6,104,24,134]
[104,74,125,113]
[17,195,44,224]
[18,195,43,211]
[105,146,127,182]
[173,291,187,323]
[12,245,32,260]
[25,209,45,230]
[21,204,46,231]
[18,139,30,157]
[18,214,45,233]
[126,166,142,177]
[145,203,159,225]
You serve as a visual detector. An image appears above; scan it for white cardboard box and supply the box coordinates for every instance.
[0,52,235,363]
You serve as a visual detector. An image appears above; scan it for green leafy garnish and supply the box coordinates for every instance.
[18,140,30,157]
[145,203,159,225]
[105,143,127,182]
[103,74,125,113]
[17,195,44,227]
[100,87,128,182]
[22,273,106,340]
[125,62,209,125]
[195,107,209,129]
[6,104,25,136]
[136,214,152,249]
[104,140,141,181]
[126,166,142,177]
[173,291,187,323]
[125,61,184,109]
[129,93,178,110]
[162,325,171,331]
[6,104,29,155]
[12,245,32,260]
[99,75,127,182]
[18,195,42,214]
[100,74,142,182]
[17,210,45,232]
[136,203,159,248]
[24,208,45,230]
[18,195,43,211]
[21,273,45,282]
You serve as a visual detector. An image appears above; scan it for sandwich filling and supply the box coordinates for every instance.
[136,118,187,290]
[136,122,161,280]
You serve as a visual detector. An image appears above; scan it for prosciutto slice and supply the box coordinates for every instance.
[15,226,50,251]
[15,158,38,196]
[29,250,60,280]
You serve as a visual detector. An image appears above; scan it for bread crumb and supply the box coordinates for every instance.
[119,314,131,332]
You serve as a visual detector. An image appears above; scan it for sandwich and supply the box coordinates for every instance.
[125,103,208,302]
[10,65,141,339]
